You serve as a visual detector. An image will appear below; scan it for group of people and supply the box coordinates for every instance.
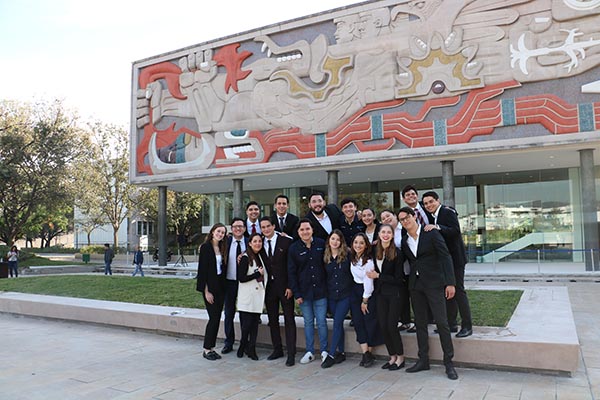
[196,186,472,380]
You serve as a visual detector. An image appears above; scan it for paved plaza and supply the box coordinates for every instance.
[1,280,599,399]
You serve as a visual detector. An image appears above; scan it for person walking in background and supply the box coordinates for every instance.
[321,230,352,369]
[103,244,114,276]
[7,245,19,278]
[131,245,144,277]
[237,233,268,361]
[196,223,228,361]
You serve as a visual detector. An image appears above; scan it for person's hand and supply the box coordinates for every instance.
[445,285,455,300]
[423,224,438,232]
[204,290,214,304]
[258,266,264,276]
[296,297,303,305]
[366,270,379,279]
[361,302,369,315]
[285,288,293,299]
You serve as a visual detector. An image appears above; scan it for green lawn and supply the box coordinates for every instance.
[0,276,522,327]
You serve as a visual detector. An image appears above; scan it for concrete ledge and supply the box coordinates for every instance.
[0,285,579,375]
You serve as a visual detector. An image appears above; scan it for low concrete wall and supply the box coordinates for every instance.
[0,286,579,375]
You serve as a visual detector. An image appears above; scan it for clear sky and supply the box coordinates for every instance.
[0,0,355,127]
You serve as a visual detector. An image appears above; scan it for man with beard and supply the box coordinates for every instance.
[304,192,343,241]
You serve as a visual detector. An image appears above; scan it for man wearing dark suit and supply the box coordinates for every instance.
[260,216,296,366]
[244,201,262,237]
[422,191,473,338]
[270,194,300,240]
[304,192,343,241]
[398,207,458,380]
[339,197,365,246]
[222,218,248,354]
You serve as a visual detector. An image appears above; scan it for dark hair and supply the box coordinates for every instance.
[246,201,260,210]
[205,223,228,266]
[230,217,245,226]
[297,218,314,231]
[350,232,371,265]
[340,197,357,208]
[375,224,396,261]
[274,194,289,204]
[324,229,348,264]
[422,191,439,201]
[401,185,418,198]
[104,243,110,248]
[308,192,325,202]
[259,216,273,224]
[245,232,265,266]
[398,206,415,216]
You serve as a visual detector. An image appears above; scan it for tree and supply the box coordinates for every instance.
[0,100,87,246]
[78,122,137,249]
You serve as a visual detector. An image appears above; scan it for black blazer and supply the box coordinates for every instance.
[435,206,467,269]
[196,242,226,294]
[270,213,300,239]
[305,204,343,241]
[264,234,293,295]
[373,246,406,297]
[401,227,455,290]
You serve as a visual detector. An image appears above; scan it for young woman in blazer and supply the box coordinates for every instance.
[196,223,228,361]
[367,224,407,370]
[321,230,352,368]
[361,208,380,245]
[236,232,268,360]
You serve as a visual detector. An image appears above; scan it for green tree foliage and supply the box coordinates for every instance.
[0,100,87,246]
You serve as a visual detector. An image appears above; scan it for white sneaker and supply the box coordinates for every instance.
[300,351,314,364]
[321,351,329,360]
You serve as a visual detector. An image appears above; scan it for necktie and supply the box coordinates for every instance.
[414,208,424,225]
[236,240,241,260]
[251,223,256,234]
[279,217,285,231]
[267,239,273,258]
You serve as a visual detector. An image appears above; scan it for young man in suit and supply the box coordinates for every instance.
[398,207,459,380]
[270,194,299,239]
[422,191,473,338]
[222,217,248,354]
[339,197,365,246]
[245,201,262,236]
[304,192,342,241]
[401,185,431,226]
[260,216,296,366]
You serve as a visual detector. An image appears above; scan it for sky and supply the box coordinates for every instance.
[0,0,356,127]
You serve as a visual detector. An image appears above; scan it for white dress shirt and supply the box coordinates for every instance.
[226,238,246,280]
[350,258,375,299]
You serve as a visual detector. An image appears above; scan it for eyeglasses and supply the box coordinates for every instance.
[399,216,413,223]
[232,225,245,229]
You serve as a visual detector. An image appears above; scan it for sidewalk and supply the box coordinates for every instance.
[1,281,598,399]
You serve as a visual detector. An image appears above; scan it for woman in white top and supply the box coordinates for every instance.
[349,232,383,367]
[237,232,268,360]
[7,245,19,278]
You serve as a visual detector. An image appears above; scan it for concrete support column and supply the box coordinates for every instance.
[579,149,599,271]
[157,186,168,267]
[442,160,455,208]
[327,170,339,205]
[233,179,244,219]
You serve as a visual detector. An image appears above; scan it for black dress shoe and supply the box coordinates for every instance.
[237,345,245,358]
[267,349,284,360]
[246,346,258,361]
[381,362,391,370]
[406,359,430,373]
[445,364,459,380]
[388,361,405,371]
[285,355,295,366]
[434,325,459,334]
[456,328,473,338]
[203,351,219,361]
[362,351,374,368]
[221,346,233,354]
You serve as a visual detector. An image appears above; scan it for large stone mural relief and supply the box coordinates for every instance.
[133,0,600,177]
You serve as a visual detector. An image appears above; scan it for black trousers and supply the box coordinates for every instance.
[350,283,383,346]
[377,292,405,356]
[223,279,239,347]
[446,264,472,329]
[410,278,454,364]
[239,311,261,349]
[399,273,412,324]
[265,286,297,355]
[203,292,225,350]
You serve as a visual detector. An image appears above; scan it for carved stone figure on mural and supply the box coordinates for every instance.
[134,0,600,177]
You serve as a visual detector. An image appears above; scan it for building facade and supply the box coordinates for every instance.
[131,0,600,270]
